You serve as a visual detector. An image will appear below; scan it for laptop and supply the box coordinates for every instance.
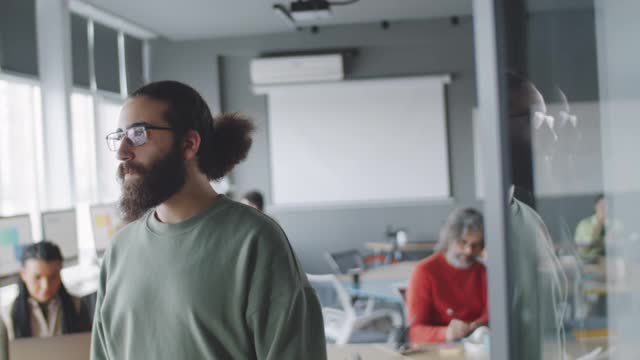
[9,332,91,360]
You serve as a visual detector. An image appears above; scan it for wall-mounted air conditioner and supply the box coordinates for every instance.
[250,54,344,85]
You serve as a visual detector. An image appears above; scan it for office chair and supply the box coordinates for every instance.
[324,249,366,275]
[307,273,402,345]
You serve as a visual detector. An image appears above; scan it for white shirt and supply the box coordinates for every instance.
[0,295,73,340]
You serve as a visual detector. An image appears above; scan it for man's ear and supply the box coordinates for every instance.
[182,130,201,161]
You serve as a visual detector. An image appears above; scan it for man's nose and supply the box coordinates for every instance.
[117,137,134,161]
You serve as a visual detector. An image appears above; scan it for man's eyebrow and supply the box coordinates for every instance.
[126,121,153,129]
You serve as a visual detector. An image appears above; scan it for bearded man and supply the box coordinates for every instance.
[91,81,326,360]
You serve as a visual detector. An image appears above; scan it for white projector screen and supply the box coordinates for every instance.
[259,75,451,207]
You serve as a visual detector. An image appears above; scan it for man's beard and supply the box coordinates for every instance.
[445,247,475,269]
[117,143,187,223]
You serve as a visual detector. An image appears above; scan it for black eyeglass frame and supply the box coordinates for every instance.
[105,124,174,151]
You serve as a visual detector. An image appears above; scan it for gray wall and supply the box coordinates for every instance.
[150,13,602,273]
[152,18,482,273]
[528,9,600,102]
[596,3,640,353]
[151,40,222,114]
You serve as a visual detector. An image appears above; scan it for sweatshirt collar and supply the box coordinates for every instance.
[145,195,229,237]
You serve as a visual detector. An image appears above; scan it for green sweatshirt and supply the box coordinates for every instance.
[90,195,326,360]
[0,318,7,360]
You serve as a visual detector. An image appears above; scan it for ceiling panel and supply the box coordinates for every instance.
[80,0,472,40]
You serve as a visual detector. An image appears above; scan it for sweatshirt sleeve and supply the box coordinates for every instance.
[90,255,110,360]
[247,286,327,360]
[406,265,448,343]
[243,220,327,359]
[0,317,8,360]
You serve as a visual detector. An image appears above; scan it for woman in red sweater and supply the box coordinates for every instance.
[406,208,488,343]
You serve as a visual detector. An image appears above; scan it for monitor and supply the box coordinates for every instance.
[9,332,91,360]
[42,208,79,261]
[0,214,33,277]
[89,203,123,254]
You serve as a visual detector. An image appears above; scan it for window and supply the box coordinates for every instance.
[0,77,44,239]
[124,34,145,93]
[69,91,123,251]
[0,0,38,77]
[71,92,98,203]
[93,23,120,94]
[95,96,123,203]
[70,14,90,88]
[70,91,97,251]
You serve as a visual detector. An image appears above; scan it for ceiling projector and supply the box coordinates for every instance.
[273,0,359,27]
[289,0,331,22]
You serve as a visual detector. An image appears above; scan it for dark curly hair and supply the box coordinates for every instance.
[130,80,254,180]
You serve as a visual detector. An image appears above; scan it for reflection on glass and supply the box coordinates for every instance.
[504,0,640,358]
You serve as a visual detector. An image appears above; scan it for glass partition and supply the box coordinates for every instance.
[490,0,640,358]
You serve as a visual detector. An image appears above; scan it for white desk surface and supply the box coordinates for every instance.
[342,261,419,283]
[327,343,486,360]
[328,339,609,360]
[61,264,100,297]
[337,261,417,302]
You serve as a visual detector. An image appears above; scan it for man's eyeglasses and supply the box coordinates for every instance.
[105,124,173,151]
[455,239,484,252]
[510,111,555,130]
[558,110,578,127]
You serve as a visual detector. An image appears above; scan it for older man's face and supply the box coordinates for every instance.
[447,230,484,268]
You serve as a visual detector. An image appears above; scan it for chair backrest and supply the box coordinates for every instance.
[307,273,359,344]
[324,250,365,274]
[395,286,407,303]
[307,274,355,316]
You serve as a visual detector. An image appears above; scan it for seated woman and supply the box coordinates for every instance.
[1,241,91,339]
[406,208,488,343]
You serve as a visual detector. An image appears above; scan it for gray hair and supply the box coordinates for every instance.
[436,207,484,252]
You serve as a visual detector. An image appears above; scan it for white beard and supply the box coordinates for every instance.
[445,247,475,269]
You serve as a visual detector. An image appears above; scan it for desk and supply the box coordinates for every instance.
[366,242,437,253]
[340,261,418,301]
[348,261,418,282]
[328,339,609,360]
[327,343,485,360]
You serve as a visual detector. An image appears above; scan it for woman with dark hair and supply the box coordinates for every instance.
[406,208,488,343]
[0,241,91,339]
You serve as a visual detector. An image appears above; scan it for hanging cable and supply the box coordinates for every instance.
[328,0,360,6]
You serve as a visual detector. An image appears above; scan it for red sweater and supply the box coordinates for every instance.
[406,252,488,343]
